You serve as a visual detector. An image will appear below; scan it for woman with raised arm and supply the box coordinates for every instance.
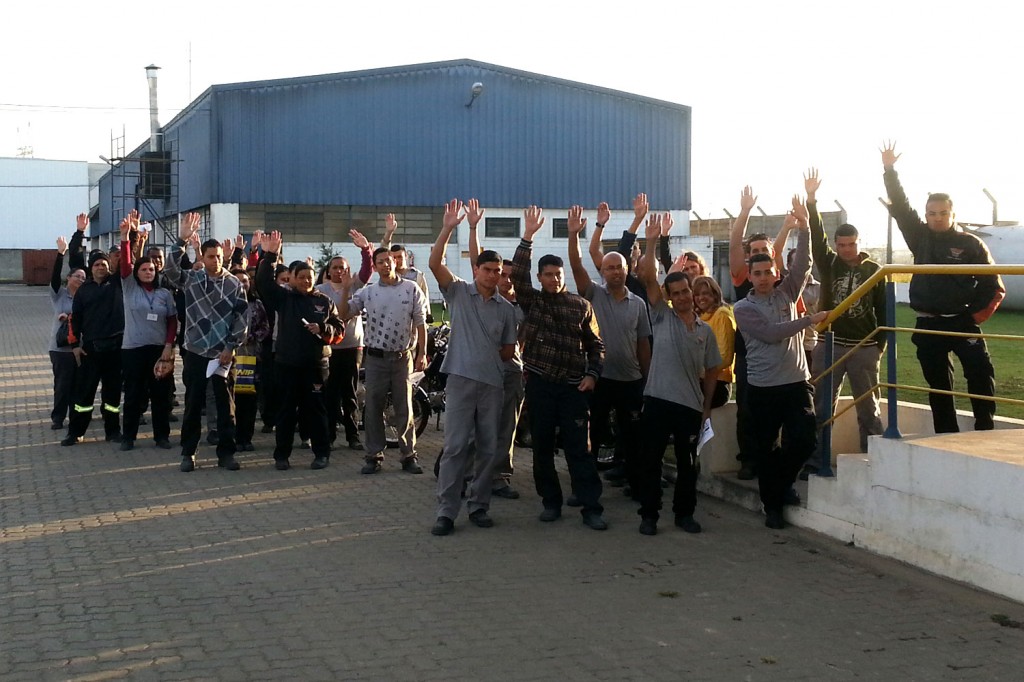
[118,210,178,451]
[48,221,88,430]
[692,275,736,408]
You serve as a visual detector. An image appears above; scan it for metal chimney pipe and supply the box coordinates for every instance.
[983,188,998,225]
[145,65,161,152]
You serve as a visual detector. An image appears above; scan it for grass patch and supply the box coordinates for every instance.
[875,304,1024,420]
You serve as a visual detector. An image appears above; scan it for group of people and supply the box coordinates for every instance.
[46,143,1005,535]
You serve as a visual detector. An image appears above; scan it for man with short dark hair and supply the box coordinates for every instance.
[510,206,608,530]
[339,244,428,473]
[734,196,830,529]
[428,199,518,535]
[804,168,886,476]
[382,213,433,322]
[881,142,1005,433]
[164,212,248,472]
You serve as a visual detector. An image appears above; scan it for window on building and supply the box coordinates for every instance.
[551,218,585,239]
[485,217,520,239]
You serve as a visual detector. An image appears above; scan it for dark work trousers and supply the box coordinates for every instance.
[708,380,732,409]
[589,377,644,487]
[67,345,122,439]
[637,396,703,522]
[50,350,77,425]
[733,333,758,469]
[121,346,172,442]
[748,380,817,514]
[260,348,278,429]
[325,347,361,443]
[912,316,996,433]
[181,350,236,459]
[235,368,260,447]
[526,373,603,517]
[273,361,331,462]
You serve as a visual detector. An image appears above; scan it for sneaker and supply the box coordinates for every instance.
[566,494,582,507]
[737,463,756,480]
[765,510,786,529]
[639,518,658,536]
[51,421,64,430]
[538,508,561,523]
[218,456,241,471]
[361,460,382,475]
[275,459,290,471]
[206,430,218,445]
[582,514,609,531]
[61,435,82,447]
[311,456,329,470]
[180,455,196,472]
[401,457,424,474]
[155,439,172,450]
[431,516,455,536]
[675,516,703,534]
[119,439,134,451]
[299,439,311,450]
[468,509,494,528]
[347,438,363,450]
[491,486,520,500]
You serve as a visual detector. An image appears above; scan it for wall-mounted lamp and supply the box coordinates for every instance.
[465,82,484,108]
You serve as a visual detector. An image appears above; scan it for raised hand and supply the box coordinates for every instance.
[221,238,234,255]
[138,226,150,246]
[76,213,89,233]
[596,201,611,226]
[660,211,674,236]
[187,231,201,255]
[119,215,132,241]
[567,205,587,235]
[791,195,809,227]
[384,213,398,235]
[180,212,201,241]
[523,206,545,240]
[56,235,68,255]
[349,229,370,250]
[880,140,901,167]
[234,234,246,251]
[739,186,757,212]
[633,193,649,221]
[782,212,799,230]
[464,198,485,228]
[127,209,141,232]
[442,198,465,231]
[251,230,264,249]
[803,167,821,198]
[669,252,687,274]
[645,213,662,241]
[262,230,283,254]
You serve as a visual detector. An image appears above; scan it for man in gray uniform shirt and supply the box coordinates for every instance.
[338,246,428,474]
[734,196,830,529]
[566,204,651,492]
[428,199,518,536]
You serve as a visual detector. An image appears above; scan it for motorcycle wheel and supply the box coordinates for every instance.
[383,386,431,449]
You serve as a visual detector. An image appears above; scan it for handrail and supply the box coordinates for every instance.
[810,262,1024,480]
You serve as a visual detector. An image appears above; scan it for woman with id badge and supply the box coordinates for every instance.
[119,210,178,451]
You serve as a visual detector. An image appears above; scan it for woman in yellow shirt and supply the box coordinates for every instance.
[692,275,735,408]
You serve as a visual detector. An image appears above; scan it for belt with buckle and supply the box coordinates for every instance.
[365,347,410,359]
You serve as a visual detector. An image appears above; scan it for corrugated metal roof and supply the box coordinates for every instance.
[97,58,690,232]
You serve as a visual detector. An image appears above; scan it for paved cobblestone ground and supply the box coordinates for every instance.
[2,284,1023,681]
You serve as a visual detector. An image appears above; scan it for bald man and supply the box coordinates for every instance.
[567,205,651,495]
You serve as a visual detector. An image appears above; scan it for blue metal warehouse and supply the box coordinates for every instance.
[96,58,691,249]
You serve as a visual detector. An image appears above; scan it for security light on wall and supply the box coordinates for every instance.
[466,82,484,108]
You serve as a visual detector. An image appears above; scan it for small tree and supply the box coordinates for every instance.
[314,242,337,275]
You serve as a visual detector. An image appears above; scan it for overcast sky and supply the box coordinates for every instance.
[3,0,1021,245]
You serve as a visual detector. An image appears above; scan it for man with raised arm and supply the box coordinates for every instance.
[316,255,364,450]
[510,206,608,530]
[881,142,1004,433]
[734,196,830,529]
[381,213,432,321]
[428,199,518,536]
[163,212,248,472]
[465,198,526,499]
[567,204,651,494]
[337,241,428,474]
[804,168,886,476]
[727,186,773,480]
[588,194,650,302]
[634,214,721,536]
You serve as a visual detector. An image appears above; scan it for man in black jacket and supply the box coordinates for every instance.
[881,142,1005,433]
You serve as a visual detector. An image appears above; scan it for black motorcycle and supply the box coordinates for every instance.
[356,321,449,448]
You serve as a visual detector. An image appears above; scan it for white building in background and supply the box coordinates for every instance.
[0,157,94,249]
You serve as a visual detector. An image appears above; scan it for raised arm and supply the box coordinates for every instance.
[430,198,463,291]
[381,213,397,251]
[119,211,137,279]
[52,235,67,294]
[509,206,543,307]
[68,213,88,272]
[657,212,674,273]
[638,213,664,306]
[729,186,757,283]
[230,234,247,268]
[805,167,834,268]
[615,193,648,263]
[465,198,485,261]
[588,202,610,271]
[774,212,797,273]
[255,231,286,312]
[566,205,593,294]
[164,211,201,286]
[778,196,812,301]
[349,229,373,284]
[880,140,925,252]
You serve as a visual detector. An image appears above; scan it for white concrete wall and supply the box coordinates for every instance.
[0,157,90,249]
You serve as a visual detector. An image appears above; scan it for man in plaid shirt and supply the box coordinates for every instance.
[510,206,607,530]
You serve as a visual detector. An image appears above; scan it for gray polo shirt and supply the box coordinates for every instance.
[348,278,426,352]
[583,283,650,382]
[440,278,518,387]
[644,301,721,413]
[122,276,176,350]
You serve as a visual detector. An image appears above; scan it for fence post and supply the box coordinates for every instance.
[883,280,902,439]
[818,330,835,477]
